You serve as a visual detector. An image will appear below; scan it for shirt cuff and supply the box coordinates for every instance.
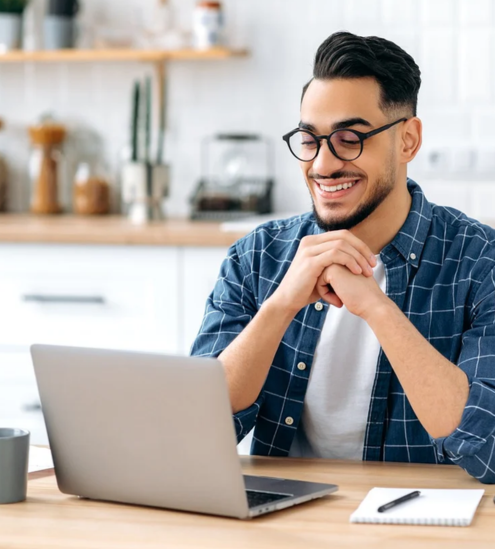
[431,378,495,462]
[233,399,262,444]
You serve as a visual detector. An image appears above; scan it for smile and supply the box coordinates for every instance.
[319,180,358,193]
[314,178,361,198]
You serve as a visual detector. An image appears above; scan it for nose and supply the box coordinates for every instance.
[311,138,346,175]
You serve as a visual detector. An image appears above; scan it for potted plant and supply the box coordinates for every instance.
[0,0,29,51]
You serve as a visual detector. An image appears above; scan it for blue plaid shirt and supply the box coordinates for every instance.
[191,180,495,484]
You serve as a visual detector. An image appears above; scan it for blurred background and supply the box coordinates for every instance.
[1,0,495,448]
[0,0,494,217]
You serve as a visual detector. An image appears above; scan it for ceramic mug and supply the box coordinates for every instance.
[0,428,30,504]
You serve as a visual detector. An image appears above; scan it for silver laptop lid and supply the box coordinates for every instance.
[31,344,250,518]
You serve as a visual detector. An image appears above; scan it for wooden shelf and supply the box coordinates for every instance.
[0,47,248,63]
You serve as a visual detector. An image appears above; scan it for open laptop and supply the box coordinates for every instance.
[30,344,337,519]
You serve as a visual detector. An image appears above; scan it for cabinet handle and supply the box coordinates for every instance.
[23,402,42,412]
[22,294,106,305]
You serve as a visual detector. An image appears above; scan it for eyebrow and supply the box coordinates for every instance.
[299,117,373,132]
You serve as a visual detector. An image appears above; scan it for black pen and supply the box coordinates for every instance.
[377,490,421,513]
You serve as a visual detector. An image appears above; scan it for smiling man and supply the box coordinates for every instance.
[191,32,495,483]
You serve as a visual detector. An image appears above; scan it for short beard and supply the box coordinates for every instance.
[312,168,395,232]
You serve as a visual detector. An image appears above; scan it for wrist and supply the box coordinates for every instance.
[361,295,398,326]
[263,292,301,322]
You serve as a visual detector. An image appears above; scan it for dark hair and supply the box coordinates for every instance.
[303,32,421,116]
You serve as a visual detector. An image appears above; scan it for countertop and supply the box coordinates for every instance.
[0,214,248,247]
[1,214,495,247]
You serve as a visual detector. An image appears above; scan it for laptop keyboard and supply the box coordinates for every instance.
[246,489,291,508]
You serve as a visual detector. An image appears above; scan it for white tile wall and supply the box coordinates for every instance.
[1,0,495,216]
[458,29,493,104]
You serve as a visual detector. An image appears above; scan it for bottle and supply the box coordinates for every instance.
[0,118,6,212]
[193,1,223,50]
[28,119,67,215]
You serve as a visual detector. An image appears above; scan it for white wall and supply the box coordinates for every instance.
[1,0,494,216]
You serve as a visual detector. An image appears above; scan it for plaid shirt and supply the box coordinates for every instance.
[191,180,495,484]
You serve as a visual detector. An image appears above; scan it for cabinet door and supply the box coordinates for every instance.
[0,350,48,445]
[180,247,229,354]
[0,244,180,354]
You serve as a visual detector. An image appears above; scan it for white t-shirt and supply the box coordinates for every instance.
[289,256,386,460]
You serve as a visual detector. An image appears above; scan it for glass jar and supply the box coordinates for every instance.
[193,1,223,50]
[28,121,67,214]
[73,161,111,215]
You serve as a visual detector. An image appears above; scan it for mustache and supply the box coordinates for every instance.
[309,171,362,180]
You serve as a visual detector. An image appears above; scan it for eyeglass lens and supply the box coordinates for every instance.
[288,130,363,161]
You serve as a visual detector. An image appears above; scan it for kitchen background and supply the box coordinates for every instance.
[1,0,495,218]
[2,0,495,450]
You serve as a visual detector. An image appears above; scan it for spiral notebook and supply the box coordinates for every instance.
[350,487,485,526]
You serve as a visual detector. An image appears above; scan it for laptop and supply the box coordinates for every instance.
[30,344,337,519]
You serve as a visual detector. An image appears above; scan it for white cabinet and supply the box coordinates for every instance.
[180,247,229,353]
[0,350,47,445]
[0,242,230,446]
[0,244,181,353]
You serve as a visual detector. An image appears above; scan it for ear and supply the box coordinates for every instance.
[400,117,422,164]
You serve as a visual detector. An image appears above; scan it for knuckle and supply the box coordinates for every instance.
[299,236,309,248]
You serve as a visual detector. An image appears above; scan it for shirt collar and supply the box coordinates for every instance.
[309,178,432,267]
[381,178,432,267]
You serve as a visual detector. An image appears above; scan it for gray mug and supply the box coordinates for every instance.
[0,428,30,504]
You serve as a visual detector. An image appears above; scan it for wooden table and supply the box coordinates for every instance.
[0,457,493,548]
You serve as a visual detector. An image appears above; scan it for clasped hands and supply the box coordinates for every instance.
[273,230,389,320]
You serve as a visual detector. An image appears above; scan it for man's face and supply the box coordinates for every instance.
[299,77,401,232]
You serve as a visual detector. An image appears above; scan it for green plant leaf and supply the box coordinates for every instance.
[0,0,29,14]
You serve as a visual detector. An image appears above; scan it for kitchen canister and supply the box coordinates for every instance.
[193,1,223,50]
[44,0,79,49]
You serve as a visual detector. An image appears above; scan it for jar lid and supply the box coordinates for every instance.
[28,123,66,145]
[196,1,222,9]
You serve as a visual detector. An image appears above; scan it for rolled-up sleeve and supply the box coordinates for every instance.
[432,266,495,483]
[233,398,264,442]
[191,239,261,442]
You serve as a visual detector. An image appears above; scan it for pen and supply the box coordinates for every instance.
[377,490,421,513]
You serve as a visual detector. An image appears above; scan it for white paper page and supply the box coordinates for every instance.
[350,487,485,526]
[28,446,54,473]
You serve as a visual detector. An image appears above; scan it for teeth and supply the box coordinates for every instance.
[320,180,357,193]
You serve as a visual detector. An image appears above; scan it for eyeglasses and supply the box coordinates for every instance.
[282,118,408,162]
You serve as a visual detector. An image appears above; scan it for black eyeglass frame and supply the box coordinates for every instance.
[282,117,408,162]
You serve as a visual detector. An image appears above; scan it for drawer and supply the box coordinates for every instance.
[0,244,181,353]
[0,350,47,445]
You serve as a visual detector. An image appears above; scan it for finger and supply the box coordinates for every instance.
[305,239,375,276]
[316,281,343,308]
[313,248,369,276]
[309,230,376,268]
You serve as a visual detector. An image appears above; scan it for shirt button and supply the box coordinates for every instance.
[297,362,306,371]
[314,302,323,311]
[410,253,417,260]
[285,416,294,426]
